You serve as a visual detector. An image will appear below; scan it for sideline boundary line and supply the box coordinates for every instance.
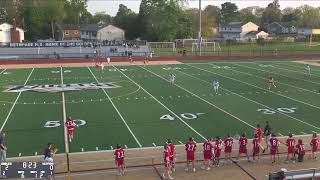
[175,66,320,131]
[87,66,142,147]
[0,68,34,132]
[113,65,206,140]
[263,62,320,78]
[60,67,69,153]
[140,66,256,130]
[0,69,6,75]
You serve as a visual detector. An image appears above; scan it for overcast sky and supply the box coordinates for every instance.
[87,0,320,16]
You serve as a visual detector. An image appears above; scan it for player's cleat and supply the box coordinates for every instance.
[184,168,189,172]
[206,167,211,171]
[117,172,122,176]
[262,149,266,153]
[201,166,205,170]
[168,176,174,180]
[193,168,196,172]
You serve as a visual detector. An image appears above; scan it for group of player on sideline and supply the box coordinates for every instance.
[111,124,319,179]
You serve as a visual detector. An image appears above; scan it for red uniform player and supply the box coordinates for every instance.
[166,139,176,172]
[224,134,233,162]
[295,139,305,162]
[65,116,78,142]
[185,137,197,172]
[114,144,125,176]
[237,133,250,161]
[163,145,174,179]
[252,134,261,161]
[269,133,279,164]
[310,133,319,160]
[202,138,214,170]
[286,134,296,162]
[214,137,223,166]
[256,124,263,143]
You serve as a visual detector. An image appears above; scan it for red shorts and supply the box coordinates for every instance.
[258,137,262,143]
[270,148,277,155]
[169,156,174,162]
[239,147,247,154]
[312,146,318,153]
[187,152,195,161]
[215,150,221,158]
[203,152,213,160]
[67,129,74,135]
[288,147,294,153]
[164,161,171,168]
[253,147,260,155]
[116,158,124,166]
[224,147,232,153]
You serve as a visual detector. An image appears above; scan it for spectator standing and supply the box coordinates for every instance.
[263,121,271,152]
[0,132,7,162]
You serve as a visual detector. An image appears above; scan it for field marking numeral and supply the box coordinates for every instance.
[44,119,86,128]
[160,113,205,121]
[259,64,274,67]
[257,107,296,115]
[212,66,233,69]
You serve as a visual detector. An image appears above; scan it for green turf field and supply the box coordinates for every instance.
[0,60,320,157]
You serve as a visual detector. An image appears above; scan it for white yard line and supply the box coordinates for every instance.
[235,63,320,85]
[87,66,142,147]
[175,66,320,131]
[112,65,206,140]
[140,66,256,130]
[0,69,6,74]
[186,64,320,110]
[0,68,34,132]
[265,63,320,78]
[227,66,319,95]
[60,67,70,153]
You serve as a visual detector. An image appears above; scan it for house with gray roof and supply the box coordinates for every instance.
[219,21,260,41]
[266,22,297,36]
[80,23,125,42]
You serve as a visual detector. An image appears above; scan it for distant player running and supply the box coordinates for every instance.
[268,76,276,90]
[305,64,311,76]
[213,80,220,94]
[169,74,176,84]
[65,116,78,142]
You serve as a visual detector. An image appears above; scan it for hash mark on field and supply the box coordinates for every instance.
[81,148,84,152]
[178,141,183,144]
[19,153,21,157]
[152,143,156,147]
[96,147,99,151]
[125,145,128,149]
[110,146,113,150]
[35,152,37,156]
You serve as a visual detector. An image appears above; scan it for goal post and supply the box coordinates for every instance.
[309,29,320,46]
[192,42,221,52]
[147,42,176,52]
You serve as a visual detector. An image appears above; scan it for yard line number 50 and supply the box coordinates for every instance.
[257,107,296,115]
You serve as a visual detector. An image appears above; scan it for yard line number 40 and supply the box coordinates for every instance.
[160,113,205,121]
[257,107,296,115]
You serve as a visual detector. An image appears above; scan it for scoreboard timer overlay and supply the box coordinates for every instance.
[0,60,319,157]
[0,162,54,179]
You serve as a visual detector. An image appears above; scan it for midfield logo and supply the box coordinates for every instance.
[4,83,119,93]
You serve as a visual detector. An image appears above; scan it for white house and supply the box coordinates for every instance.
[0,22,24,45]
[242,31,269,41]
[297,27,320,39]
[219,21,259,41]
[81,24,125,42]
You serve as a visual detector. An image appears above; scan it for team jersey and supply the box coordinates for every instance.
[185,141,197,153]
[256,128,263,137]
[296,144,305,155]
[310,138,319,149]
[114,149,125,160]
[213,81,219,87]
[239,137,248,148]
[203,141,214,153]
[167,143,175,157]
[66,119,75,130]
[252,138,260,149]
[269,137,279,149]
[163,150,170,163]
[224,137,233,148]
[268,77,274,83]
[215,139,223,150]
[286,138,296,148]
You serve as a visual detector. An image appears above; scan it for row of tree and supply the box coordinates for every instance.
[1,0,320,41]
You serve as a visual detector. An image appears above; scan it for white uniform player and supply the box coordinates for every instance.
[169,74,176,84]
[305,64,311,76]
[107,57,111,64]
[213,80,219,94]
[101,63,105,70]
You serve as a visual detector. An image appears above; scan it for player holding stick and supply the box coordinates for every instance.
[310,133,319,160]
[268,76,277,90]
[65,116,79,143]
[252,134,262,162]
[269,133,279,164]
[202,137,214,170]
[224,134,234,163]
[286,134,296,163]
